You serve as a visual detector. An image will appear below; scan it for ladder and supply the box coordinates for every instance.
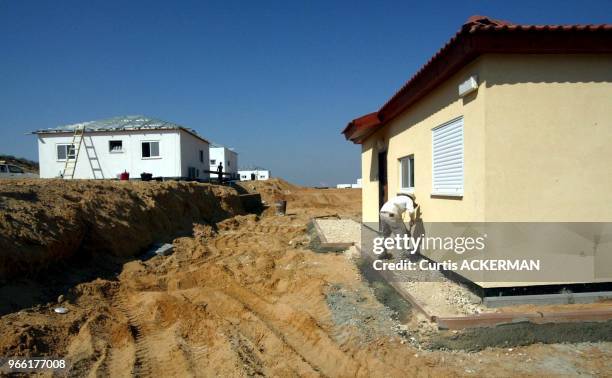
[83,135,104,179]
[62,126,85,179]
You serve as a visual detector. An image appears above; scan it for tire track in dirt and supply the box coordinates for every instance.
[114,293,153,377]
[204,267,362,376]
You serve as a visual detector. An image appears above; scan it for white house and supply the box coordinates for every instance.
[33,115,210,180]
[336,178,362,189]
[209,144,239,180]
[238,167,271,181]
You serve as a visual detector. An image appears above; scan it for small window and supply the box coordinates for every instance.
[210,159,216,165]
[8,165,24,174]
[199,150,204,163]
[399,155,415,191]
[241,175,247,179]
[259,175,265,179]
[142,141,160,158]
[57,144,76,161]
[0,165,6,173]
[227,161,230,167]
[109,140,123,152]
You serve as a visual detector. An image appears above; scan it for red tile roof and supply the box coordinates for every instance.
[343,15,612,144]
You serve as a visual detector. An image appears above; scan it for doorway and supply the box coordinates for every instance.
[377,150,388,211]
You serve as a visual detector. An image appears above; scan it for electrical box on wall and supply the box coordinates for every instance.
[458,75,479,97]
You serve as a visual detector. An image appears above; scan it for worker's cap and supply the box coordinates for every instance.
[398,192,416,200]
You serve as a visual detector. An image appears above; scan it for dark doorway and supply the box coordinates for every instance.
[377,150,388,210]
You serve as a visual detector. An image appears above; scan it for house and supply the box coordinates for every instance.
[33,115,210,180]
[343,16,612,293]
[337,178,362,189]
[238,167,270,181]
[209,144,239,180]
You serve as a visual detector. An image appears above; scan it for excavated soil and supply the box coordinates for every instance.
[0,179,243,279]
[0,179,610,377]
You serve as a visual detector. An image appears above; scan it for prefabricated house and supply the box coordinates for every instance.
[238,168,270,181]
[337,178,362,189]
[343,16,612,294]
[209,144,239,180]
[33,115,211,180]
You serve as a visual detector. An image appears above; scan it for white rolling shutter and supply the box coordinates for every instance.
[432,118,464,196]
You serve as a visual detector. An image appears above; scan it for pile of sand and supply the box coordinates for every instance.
[0,179,244,279]
[235,178,361,218]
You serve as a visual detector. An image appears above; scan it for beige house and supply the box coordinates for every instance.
[343,16,612,292]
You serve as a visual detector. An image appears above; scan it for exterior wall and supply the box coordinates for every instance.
[359,53,612,286]
[238,170,270,181]
[361,58,487,223]
[483,54,612,222]
[37,130,182,179]
[179,130,210,180]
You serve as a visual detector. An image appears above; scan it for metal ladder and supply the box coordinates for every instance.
[83,135,104,179]
[62,126,85,179]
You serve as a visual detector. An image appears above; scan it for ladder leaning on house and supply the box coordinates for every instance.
[61,126,85,179]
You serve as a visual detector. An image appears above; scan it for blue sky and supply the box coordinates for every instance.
[1,0,610,186]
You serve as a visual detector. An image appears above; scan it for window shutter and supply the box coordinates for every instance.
[432,118,464,195]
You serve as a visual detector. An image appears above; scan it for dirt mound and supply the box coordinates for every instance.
[0,179,243,279]
[235,178,361,219]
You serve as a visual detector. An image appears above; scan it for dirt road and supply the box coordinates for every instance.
[0,180,610,376]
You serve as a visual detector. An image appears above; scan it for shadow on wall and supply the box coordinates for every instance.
[484,54,612,86]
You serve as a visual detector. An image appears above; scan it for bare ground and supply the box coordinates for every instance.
[0,179,610,377]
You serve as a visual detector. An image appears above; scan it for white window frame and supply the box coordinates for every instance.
[210,159,216,165]
[398,155,415,194]
[431,117,464,197]
[56,143,76,162]
[109,140,124,153]
[141,141,160,159]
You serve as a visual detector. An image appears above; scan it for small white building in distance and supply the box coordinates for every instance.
[239,167,270,181]
[209,144,239,180]
[336,178,362,189]
[32,115,211,180]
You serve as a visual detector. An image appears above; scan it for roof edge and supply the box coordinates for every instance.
[343,15,612,144]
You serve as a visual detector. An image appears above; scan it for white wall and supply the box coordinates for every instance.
[179,130,210,180]
[209,147,238,177]
[238,169,270,181]
[37,130,184,179]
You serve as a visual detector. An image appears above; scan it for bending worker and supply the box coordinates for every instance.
[379,193,418,258]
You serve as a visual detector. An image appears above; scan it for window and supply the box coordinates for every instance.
[109,140,123,152]
[227,161,230,167]
[57,144,76,161]
[8,165,24,174]
[241,175,247,179]
[399,155,414,191]
[141,141,160,158]
[0,165,6,173]
[210,159,216,165]
[199,150,204,163]
[432,117,464,196]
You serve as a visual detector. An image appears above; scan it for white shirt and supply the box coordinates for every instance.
[380,195,415,217]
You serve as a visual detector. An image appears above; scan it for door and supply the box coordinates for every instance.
[377,150,388,210]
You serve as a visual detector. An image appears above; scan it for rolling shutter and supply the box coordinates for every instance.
[432,118,464,196]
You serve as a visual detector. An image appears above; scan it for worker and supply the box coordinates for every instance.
[217,162,223,183]
[379,193,418,259]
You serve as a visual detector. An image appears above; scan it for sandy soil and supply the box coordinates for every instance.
[0,179,610,377]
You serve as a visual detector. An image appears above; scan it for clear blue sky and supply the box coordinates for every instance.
[1,1,610,186]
